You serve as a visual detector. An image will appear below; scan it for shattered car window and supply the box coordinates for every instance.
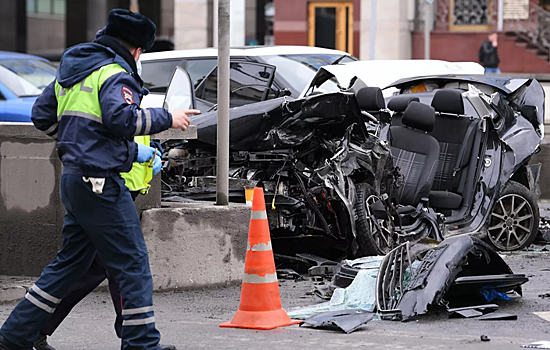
[260,54,356,96]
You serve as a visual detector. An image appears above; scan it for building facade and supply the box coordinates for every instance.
[2,0,550,73]
[411,0,550,73]
[273,0,415,60]
[0,0,175,60]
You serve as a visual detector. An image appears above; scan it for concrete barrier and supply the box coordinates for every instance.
[0,123,64,276]
[0,122,197,276]
[141,202,250,290]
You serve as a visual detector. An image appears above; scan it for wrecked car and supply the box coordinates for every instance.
[160,63,397,259]
[346,75,544,253]
[160,61,543,256]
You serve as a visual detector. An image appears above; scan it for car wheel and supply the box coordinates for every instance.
[487,181,539,251]
[354,183,394,256]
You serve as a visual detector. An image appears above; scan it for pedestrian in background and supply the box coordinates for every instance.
[0,8,199,350]
[479,32,501,74]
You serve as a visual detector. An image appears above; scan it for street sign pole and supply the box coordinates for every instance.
[216,0,230,205]
[424,0,433,60]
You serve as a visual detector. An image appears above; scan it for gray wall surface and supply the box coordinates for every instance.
[0,123,194,276]
[0,124,63,276]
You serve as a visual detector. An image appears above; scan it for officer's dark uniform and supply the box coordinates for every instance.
[0,10,173,350]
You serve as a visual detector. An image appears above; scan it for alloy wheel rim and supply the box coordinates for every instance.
[488,194,534,251]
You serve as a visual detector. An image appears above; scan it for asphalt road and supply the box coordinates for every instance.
[1,250,549,350]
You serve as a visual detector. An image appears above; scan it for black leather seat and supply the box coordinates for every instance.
[390,101,440,207]
[428,89,479,210]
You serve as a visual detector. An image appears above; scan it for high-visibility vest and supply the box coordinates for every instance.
[121,135,153,194]
[55,63,127,121]
[55,63,154,194]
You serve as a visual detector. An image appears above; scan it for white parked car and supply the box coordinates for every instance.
[140,46,357,108]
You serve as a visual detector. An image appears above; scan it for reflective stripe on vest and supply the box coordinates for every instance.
[55,63,128,121]
[120,136,153,194]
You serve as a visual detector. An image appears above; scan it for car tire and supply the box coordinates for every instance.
[354,183,388,256]
[487,180,539,251]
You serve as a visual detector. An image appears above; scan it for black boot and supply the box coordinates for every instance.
[0,335,32,350]
[159,345,177,350]
[32,334,55,350]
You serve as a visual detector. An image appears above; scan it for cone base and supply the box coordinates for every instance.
[219,308,301,330]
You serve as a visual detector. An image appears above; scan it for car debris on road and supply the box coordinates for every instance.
[299,309,374,334]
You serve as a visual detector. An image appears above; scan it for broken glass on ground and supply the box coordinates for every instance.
[287,257,383,320]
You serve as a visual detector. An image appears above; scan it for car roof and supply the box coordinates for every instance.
[141,45,352,62]
[0,51,49,61]
[386,74,529,95]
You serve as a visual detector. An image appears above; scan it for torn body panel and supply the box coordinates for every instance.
[376,236,527,320]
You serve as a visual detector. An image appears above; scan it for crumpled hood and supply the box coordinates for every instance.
[56,43,132,88]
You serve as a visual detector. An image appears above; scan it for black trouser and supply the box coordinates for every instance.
[40,191,140,339]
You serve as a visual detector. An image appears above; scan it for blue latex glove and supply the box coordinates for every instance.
[152,155,162,175]
[137,144,160,163]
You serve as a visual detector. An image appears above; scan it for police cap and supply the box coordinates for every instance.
[105,9,156,52]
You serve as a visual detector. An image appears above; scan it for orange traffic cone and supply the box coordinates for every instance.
[220,187,301,330]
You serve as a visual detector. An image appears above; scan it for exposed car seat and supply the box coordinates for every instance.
[355,87,391,123]
[428,89,479,210]
[390,101,440,207]
[387,95,420,117]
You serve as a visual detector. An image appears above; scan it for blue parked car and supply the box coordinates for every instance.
[0,51,56,122]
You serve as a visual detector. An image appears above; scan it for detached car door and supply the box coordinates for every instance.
[194,61,276,112]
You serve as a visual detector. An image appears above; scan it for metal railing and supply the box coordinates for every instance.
[414,0,497,31]
[504,1,550,55]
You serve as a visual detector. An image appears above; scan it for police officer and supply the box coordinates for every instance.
[34,137,163,350]
[0,9,199,350]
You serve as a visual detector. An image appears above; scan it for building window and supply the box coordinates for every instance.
[27,0,36,13]
[307,2,354,55]
[27,0,66,15]
[449,0,493,31]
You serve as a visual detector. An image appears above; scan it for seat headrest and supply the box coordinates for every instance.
[431,89,465,115]
[402,101,436,132]
[387,95,420,112]
[355,87,385,111]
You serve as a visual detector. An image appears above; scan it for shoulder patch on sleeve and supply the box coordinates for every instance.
[121,86,134,104]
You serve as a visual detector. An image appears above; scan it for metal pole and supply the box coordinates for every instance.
[216,0,230,205]
[497,0,504,31]
[369,0,377,60]
[424,0,431,60]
